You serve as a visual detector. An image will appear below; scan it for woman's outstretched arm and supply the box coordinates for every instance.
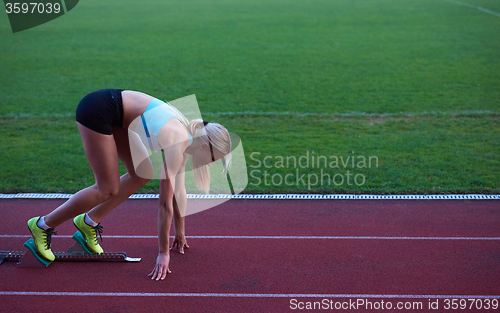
[148,146,184,280]
[170,154,190,254]
[148,176,174,280]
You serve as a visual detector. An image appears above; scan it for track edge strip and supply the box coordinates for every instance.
[0,193,498,200]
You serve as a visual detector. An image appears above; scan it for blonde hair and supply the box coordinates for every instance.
[188,119,232,194]
[167,103,232,194]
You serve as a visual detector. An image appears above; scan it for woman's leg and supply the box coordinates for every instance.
[43,123,121,228]
[87,127,152,223]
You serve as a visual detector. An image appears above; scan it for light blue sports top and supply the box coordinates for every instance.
[135,98,193,151]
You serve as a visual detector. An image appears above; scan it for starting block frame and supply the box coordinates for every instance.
[0,231,141,268]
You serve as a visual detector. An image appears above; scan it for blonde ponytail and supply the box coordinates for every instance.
[188,119,232,194]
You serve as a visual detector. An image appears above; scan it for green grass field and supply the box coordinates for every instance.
[0,0,499,194]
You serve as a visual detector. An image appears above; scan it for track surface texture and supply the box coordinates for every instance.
[0,198,499,312]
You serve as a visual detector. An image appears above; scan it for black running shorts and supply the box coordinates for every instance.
[75,89,124,135]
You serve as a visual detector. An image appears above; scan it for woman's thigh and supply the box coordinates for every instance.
[112,126,153,179]
[78,122,120,191]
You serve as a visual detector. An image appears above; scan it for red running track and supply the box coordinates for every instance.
[0,198,499,312]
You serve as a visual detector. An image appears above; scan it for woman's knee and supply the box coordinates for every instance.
[95,184,119,202]
[129,172,151,187]
[134,159,154,180]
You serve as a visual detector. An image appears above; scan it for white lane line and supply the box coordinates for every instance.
[2,110,499,119]
[0,291,499,298]
[1,235,499,240]
[198,110,500,117]
[441,0,500,17]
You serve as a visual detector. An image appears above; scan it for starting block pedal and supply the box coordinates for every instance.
[22,238,52,267]
[0,231,141,268]
[70,231,93,254]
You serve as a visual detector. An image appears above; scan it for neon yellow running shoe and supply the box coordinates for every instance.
[73,214,104,254]
[27,217,56,262]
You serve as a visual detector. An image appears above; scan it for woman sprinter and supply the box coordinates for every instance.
[26,89,231,280]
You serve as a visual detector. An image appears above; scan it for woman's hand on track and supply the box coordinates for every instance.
[170,235,190,254]
[148,253,171,280]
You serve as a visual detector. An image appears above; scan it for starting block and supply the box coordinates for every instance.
[0,231,141,268]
